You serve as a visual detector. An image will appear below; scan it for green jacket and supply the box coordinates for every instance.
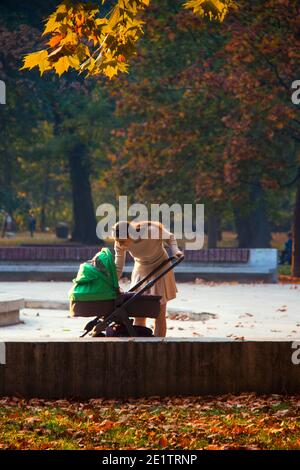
[69,247,119,301]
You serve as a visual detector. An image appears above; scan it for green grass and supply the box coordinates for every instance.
[0,231,67,246]
[0,230,288,249]
[1,394,300,450]
[278,265,291,276]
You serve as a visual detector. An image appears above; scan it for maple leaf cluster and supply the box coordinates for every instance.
[21,0,237,78]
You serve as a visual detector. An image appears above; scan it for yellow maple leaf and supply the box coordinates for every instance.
[184,0,235,21]
[95,18,109,26]
[60,32,79,46]
[54,55,81,76]
[43,14,60,36]
[54,56,71,76]
[104,64,119,79]
[67,55,81,69]
[20,50,51,75]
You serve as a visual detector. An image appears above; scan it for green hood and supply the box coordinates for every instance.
[69,247,119,301]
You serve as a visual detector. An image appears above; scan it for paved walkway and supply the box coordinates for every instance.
[0,281,299,340]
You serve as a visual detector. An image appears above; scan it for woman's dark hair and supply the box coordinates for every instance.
[114,221,130,239]
[113,220,163,240]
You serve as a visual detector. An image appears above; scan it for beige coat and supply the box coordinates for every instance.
[114,224,179,304]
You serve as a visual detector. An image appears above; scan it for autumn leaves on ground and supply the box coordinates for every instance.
[1,394,300,450]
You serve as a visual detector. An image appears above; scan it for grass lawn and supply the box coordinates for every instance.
[0,230,288,249]
[278,265,291,276]
[1,394,300,450]
[0,232,68,246]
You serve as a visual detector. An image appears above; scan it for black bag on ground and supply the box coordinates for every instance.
[106,322,153,337]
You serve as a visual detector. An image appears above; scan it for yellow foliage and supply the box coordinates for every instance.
[21,0,237,79]
[20,50,51,75]
[48,34,63,47]
[54,55,80,75]
[104,65,119,79]
[184,0,237,21]
[43,13,62,36]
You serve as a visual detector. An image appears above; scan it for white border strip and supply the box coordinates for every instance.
[0,342,6,364]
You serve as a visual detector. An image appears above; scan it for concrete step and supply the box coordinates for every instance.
[0,262,276,282]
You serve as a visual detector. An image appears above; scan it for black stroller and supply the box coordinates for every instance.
[71,255,184,337]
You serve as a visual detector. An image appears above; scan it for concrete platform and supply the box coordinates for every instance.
[1,282,300,341]
[0,248,277,283]
[0,295,24,326]
[0,339,299,398]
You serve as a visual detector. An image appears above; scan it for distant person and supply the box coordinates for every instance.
[280,232,293,265]
[28,212,36,238]
[2,212,13,238]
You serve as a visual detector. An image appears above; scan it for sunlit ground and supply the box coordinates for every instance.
[0,281,299,340]
[0,394,300,450]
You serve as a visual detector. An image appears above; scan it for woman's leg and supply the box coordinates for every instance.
[154,303,167,337]
[134,304,167,336]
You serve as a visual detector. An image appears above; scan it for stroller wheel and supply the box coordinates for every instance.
[91,323,106,337]
[83,317,99,335]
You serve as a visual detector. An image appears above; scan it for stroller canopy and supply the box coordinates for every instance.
[69,247,119,301]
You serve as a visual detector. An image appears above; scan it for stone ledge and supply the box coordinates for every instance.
[0,340,299,398]
[0,295,24,313]
[0,266,277,283]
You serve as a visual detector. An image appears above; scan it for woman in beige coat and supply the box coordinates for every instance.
[112,220,182,337]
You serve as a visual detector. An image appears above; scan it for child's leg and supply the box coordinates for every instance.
[134,317,147,327]
[154,303,167,337]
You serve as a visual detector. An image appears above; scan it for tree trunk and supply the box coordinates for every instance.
[207,212,219,248]
[292,178,300,276]
[217,224,222,242]
[234,185,271,248]
[3,151,14,213]
[234,209,251,248]
[68,139,100,245]
[40,157,50,232]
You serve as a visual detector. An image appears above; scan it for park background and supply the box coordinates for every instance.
[1,0,300,277]
[1,0,300,452]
